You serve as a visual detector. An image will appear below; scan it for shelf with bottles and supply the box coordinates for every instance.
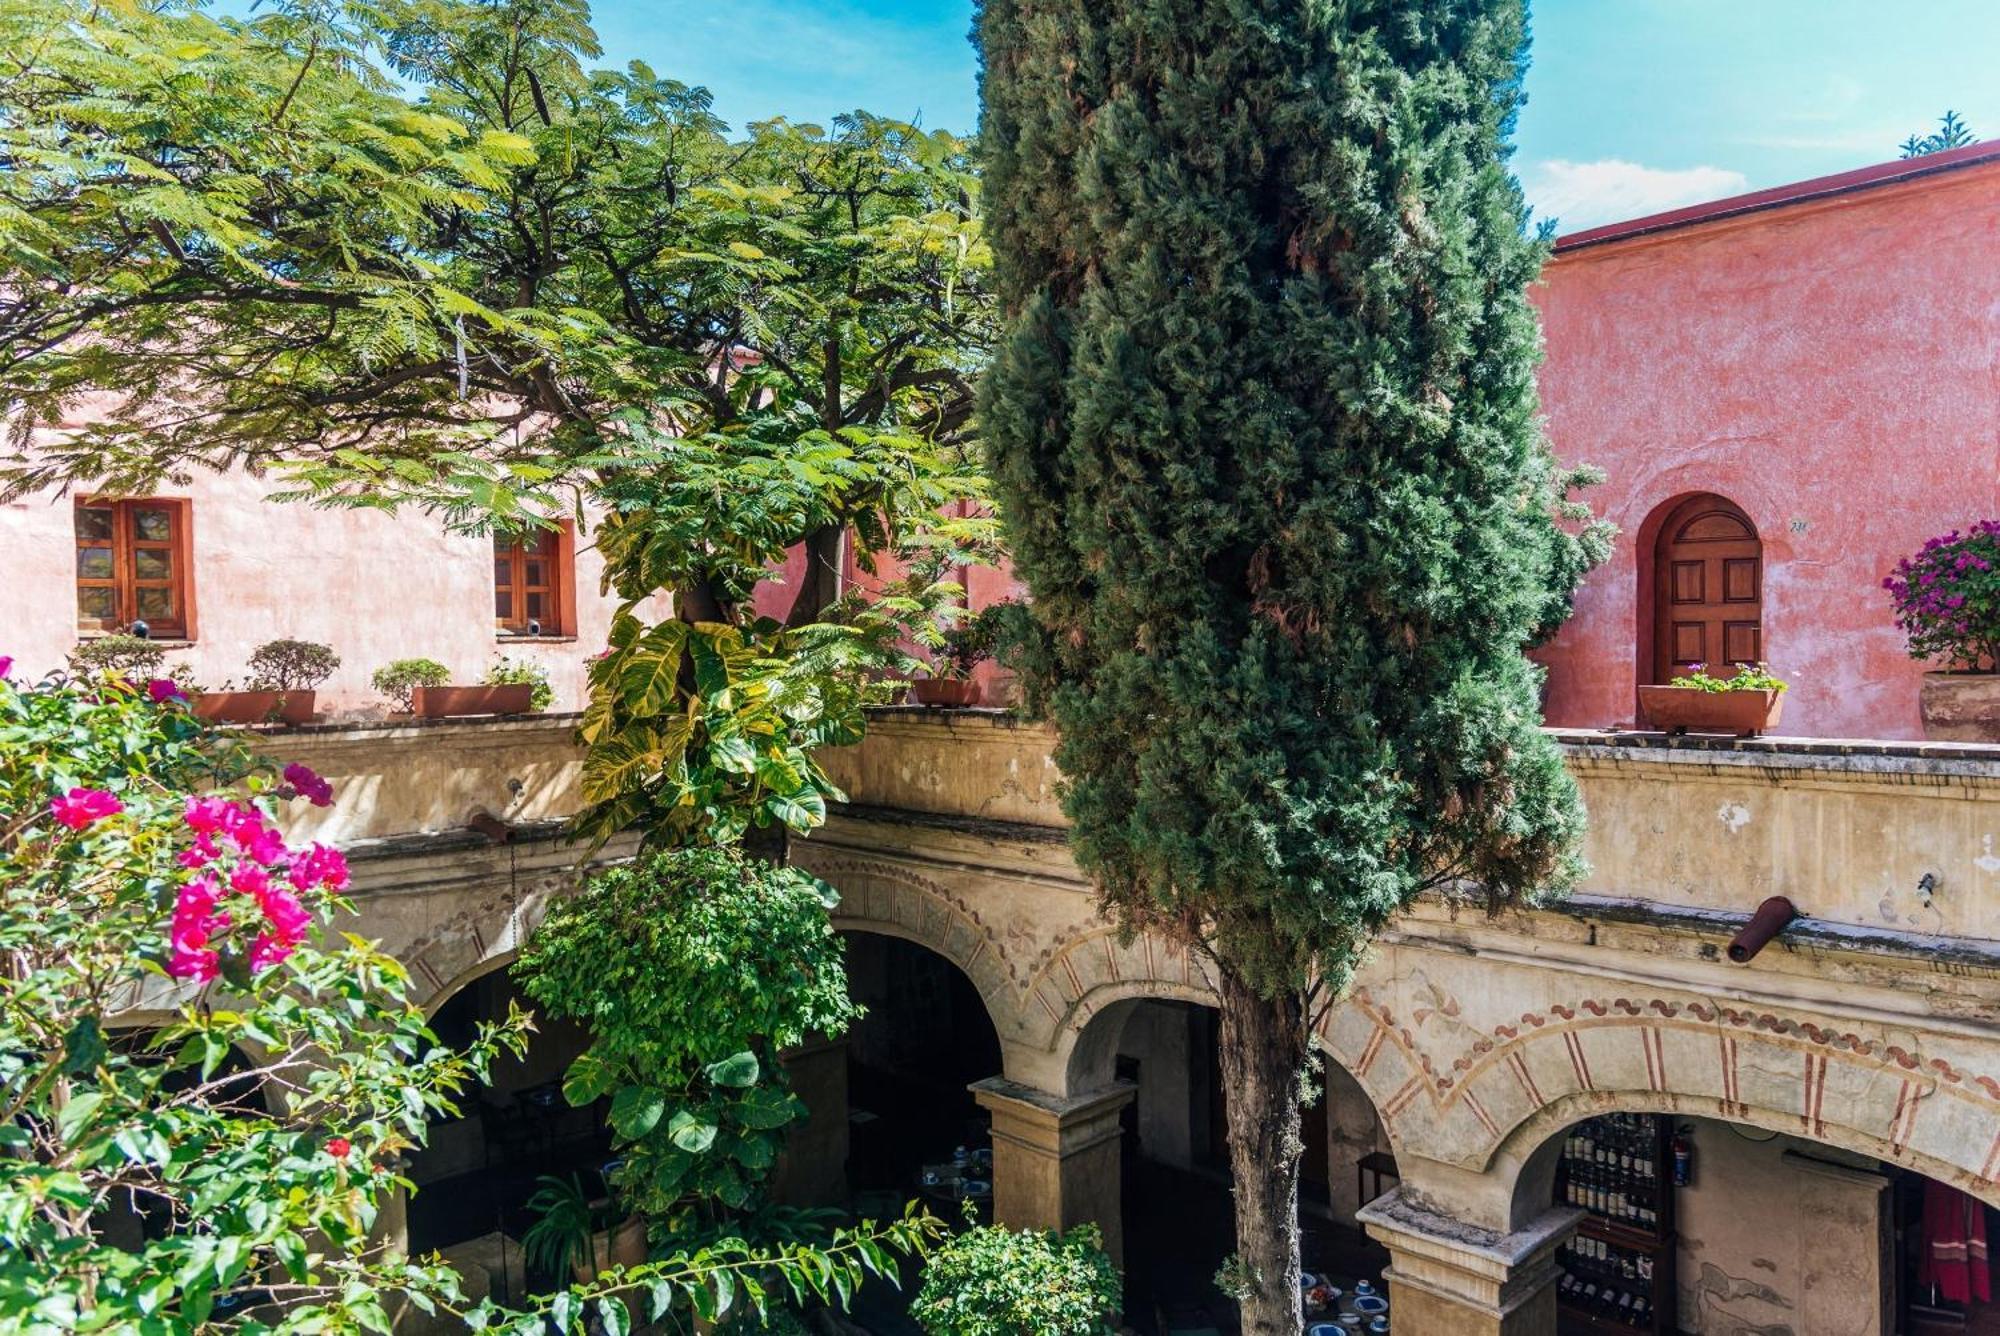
[1556,1227,1667,1333]
[1555,1113,1678,1336]
[1555,1112,1675,1240]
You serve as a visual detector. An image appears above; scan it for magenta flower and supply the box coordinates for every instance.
[255,882,312,943]
[248,932,296,972]
[184,796,232,835]
[229,863,271,898]
[289,843,350,893]
[50,788,122,830]
[0,656,12,679]
[146,678,187,705]
[167,944,220,982]
[282,762,334,807]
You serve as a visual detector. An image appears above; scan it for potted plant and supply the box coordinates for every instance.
[520,1172,646,1284]
[1638,662,1788,737]
[1885,522,2000,740]
[911,607,1002,708]
[195,639,337,726]
[369,658,451,716]
[483,656,553,712]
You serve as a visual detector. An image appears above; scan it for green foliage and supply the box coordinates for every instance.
[66,634,172,681]
[0,0,996,847]
[1671,662,1787,693]
[246,638,341,692]
[371,657,452,711]
[1901,110,1975,158]
[486,655,555,712]
[911,1220,1120,1336]
[0,669,531,1333]
[522,1173,622,1280]
[513,848,860,1230]
[977,0,1604,997]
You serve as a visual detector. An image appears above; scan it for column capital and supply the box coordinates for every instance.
[1358,1187,1583,1329]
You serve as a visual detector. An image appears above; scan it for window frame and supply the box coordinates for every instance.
[493,522,575,639]
[74,497,196,641]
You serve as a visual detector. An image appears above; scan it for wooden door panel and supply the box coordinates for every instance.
[1652,496,1764,692]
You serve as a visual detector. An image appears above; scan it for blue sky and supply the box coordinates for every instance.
[584,0,2000,232]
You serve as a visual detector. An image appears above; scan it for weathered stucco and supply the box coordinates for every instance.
[1532,158,2000,740]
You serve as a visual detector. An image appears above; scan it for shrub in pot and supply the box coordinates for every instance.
[1885,523,2000,740]
[910,1218,1120,1336]
[1638,662,1788,737]
[370,657,450,714]
[66,634,197,690]
[485,655,553,711]
[196,638,337,725]
[910,606,1005,708]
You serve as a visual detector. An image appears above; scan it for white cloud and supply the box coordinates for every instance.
[1523,158,1751,233]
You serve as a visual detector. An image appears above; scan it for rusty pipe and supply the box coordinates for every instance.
[1727,896,1798,964]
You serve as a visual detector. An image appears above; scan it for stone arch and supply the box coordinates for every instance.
[422,948,521,1020]
[1317,986,2000,1219]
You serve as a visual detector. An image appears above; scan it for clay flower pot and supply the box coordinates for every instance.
[1637,685,1785,738]
[193,690,317,726]
[909,678,982,708]
[1920,672,2000,742]
[411,683,534,719]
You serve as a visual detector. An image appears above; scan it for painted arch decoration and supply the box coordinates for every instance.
[1319,986,2000,1205]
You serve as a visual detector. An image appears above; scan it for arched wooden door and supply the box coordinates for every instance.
[1653,494,1762,683]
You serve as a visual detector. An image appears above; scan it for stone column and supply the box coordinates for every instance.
[970,1077,1137,1264]
[1357,1187,1582,1336]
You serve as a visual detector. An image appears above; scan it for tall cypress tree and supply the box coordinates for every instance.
[975,2,1606,1329]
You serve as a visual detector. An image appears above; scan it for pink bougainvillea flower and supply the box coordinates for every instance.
[146,678,187,704]
[167,944,220,982]
[50,787,122,830]
[255,883,313,943]
[289,843,350,893]
[282,762,334,807]
[176,830,221,869]
[249,931,295,973]
[0,656,12,679]
[229,863,272,898]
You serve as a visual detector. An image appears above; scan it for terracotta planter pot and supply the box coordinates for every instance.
[411,684,534,719]
[193,690,316,726]
[1637,685,1785,737]
[909,678,982,708]
[1920,673,2000,742]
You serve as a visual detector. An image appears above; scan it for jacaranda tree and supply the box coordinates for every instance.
[976,1,1608,1328]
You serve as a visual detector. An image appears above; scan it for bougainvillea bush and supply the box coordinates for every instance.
[0,662,528,1333]
[0,664,935,1335]
[1884,522,2000,672]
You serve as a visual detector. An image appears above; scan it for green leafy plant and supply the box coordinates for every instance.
[1671,662,1788,693]
[67,633,170,680]
[371,657,451,712]
[487,655,555,711]
[246,638,341,692]
[523,1173,622,1281]
[514,848,863,1235]
[911,1219,1120,1336]
[1901,109,1975,159]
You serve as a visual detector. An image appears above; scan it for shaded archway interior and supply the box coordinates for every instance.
[1517,1103,1999,1335]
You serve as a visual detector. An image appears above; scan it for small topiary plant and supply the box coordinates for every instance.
[245,639,340,693]
[68,633,166,679]
[370,657,451,712]
[911,1219,1120,1336]
[485,655,553,712]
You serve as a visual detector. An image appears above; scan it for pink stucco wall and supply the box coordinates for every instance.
[1533,157,2000,739]
[0,467,659,716]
